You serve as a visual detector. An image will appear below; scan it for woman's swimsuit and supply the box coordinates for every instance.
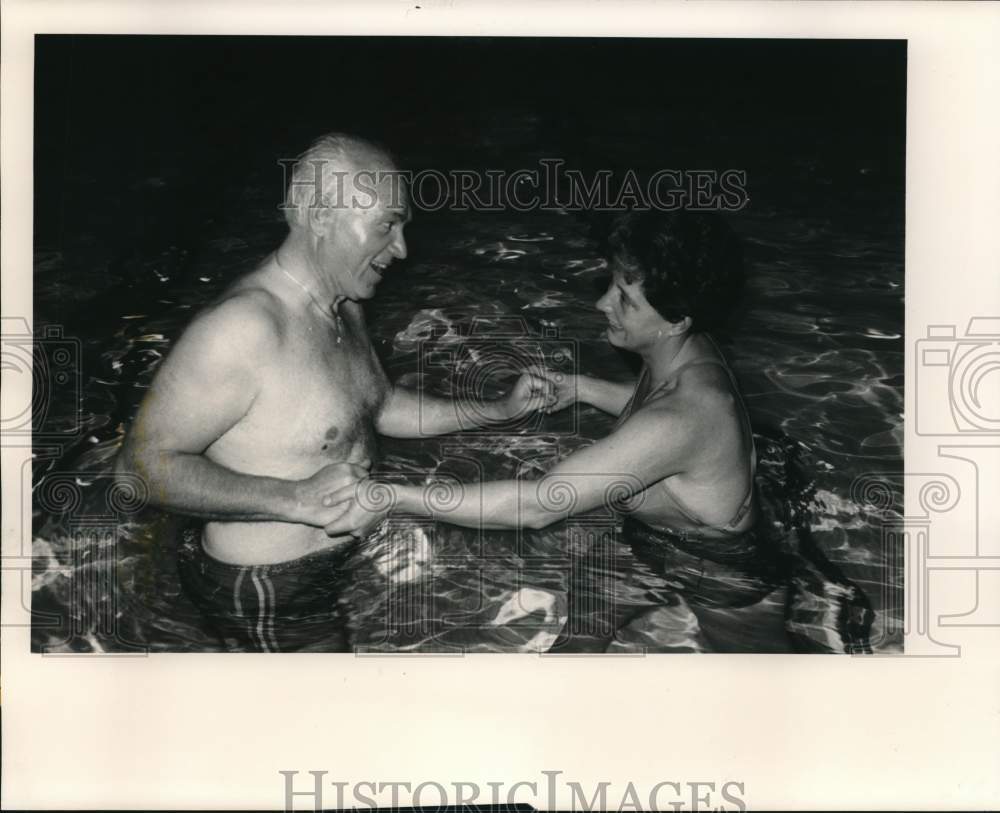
[614,342,785,609]
[608,341,873,652]
[615,342,757,538]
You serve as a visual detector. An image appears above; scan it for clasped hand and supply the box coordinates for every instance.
[292,460,380,537]
[499,368,577,419]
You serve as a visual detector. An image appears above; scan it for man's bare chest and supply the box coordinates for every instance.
[212,319,389,467]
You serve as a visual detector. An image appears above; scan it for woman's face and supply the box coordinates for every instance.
[596,264,672,351]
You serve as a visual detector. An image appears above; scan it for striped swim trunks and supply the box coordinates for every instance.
[176,526,355,652]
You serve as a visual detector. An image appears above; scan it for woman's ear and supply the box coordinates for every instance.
[666,315,693,336]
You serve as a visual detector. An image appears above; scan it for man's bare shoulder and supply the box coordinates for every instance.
[176,285,287,365]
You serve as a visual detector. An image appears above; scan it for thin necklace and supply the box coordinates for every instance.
[645,333,695,395]
[275,259,343,343]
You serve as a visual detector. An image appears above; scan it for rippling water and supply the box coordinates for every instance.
[30,118,904,654]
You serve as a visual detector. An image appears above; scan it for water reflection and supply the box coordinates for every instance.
[31,190,903,654]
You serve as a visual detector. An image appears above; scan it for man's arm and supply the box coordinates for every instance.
[375,372,554,438]
[116,294,362,526]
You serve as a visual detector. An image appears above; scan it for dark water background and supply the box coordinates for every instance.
[30,37,905,653]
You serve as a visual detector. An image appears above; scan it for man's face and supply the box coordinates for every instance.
[318,167,410,301]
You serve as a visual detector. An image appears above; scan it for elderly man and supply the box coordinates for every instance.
[117,133,550,651]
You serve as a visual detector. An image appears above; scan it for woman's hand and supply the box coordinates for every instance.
[323,497,388,538]
[322,477,395,538]
[497,371,557,420]
[290,460,371,527]
[534,368,581,414]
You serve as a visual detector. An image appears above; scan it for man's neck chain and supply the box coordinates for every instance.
[275,261,344,343]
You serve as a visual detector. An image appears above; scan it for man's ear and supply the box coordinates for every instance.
[307,196,336,236]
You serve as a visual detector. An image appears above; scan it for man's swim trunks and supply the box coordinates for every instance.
[176,526,355,652]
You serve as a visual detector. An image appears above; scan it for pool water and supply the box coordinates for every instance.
[29,171,903,653]
[29,43,904,654]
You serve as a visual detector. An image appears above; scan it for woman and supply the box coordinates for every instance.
[329,210,792,650]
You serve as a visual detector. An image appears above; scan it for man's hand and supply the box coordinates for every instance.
[533,368,580,414]
[322,477,393,538]
[497,371,557,420]
[290,460,371,528]
[323,497,389,538]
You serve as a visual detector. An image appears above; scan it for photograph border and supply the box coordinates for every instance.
[3,1,999,810]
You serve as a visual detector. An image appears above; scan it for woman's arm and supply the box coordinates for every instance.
[325,402,699,535]
[575,375,637,415]
[537,370,636,416]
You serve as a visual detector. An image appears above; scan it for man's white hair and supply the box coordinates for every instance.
[283,132,396,228]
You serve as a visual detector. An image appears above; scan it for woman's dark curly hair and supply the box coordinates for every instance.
[606,210,745,333]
